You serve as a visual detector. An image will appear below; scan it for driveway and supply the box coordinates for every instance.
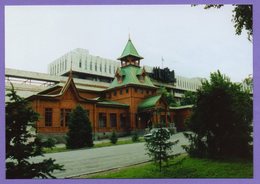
[33,132,190,178]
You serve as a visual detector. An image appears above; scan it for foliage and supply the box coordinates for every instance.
[66,105,94,149]
[184,71,253,159]
[110,131,118,144]
[160,87,178,107]
[145,124,179,171]
[202,5,252,41]
[87,155,253,178]
[180,91,197,106]
[243,74,253,90]
[5,85,63,178]
[132,132,140,142]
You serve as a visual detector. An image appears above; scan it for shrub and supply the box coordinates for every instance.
[110,131,118,144]
[132,132,140,142]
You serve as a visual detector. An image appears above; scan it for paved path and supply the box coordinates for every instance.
[33,132,190,178]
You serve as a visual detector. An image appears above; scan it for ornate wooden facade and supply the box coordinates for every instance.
[28,38,192,135]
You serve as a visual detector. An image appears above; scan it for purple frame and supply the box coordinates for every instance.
[0,0,258,184]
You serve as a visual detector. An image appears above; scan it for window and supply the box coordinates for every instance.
[104,64,107,73]
[100,64,102,72]
[95,62,97,71]
[120,89,123,95]
[110,113,117,128]
[99,113,107,128]
[120,113,126,128]
[85,59,88,70]
[106,93,111,99]
[79,61,82,68]
[65,60,67,70]
[135,88,138,93]
[90,61,92,70]
[60,109,64,126]
[45,108,52,127]
[114,91,117,96]
[135,114,138,128]
[126,88,129,93]
[109,65,111,74]
[60,109,71,127]
[146,90,149,94]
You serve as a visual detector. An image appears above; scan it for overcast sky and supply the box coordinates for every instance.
[5,5,252,82]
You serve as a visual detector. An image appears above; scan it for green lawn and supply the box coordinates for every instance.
[80,155,252,178]
[43,138,144,154]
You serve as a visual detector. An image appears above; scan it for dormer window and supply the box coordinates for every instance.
[116,75,123,83]
[139,75,144,82]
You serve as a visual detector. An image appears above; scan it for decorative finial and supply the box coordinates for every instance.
[128,33,131,40]
[161,56,164,69]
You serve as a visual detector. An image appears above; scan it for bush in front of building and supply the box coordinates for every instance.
[110,131,118,144]
[66,105,94,149]
[6,85,64,178]
[132,132,140,142]
[184,71,253,159]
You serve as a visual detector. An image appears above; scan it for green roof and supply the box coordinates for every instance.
[118,39,143,60]
[108,65,156,89]
[138,95,162,111]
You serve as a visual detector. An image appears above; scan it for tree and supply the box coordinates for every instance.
[243,74,253,90]
[180,91,197,106]
[160,87,178,107]
[6,85,63,178]
[110,131,118,144]
[66,105,93,149]
[145,124,179,171]
[184,71,253,159]
[201,5,252,41]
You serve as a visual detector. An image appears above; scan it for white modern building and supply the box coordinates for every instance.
[48,48,120,82]
[48,48,204,98]
[6,47,252,103]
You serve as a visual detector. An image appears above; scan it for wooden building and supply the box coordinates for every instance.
[28,38,192,137]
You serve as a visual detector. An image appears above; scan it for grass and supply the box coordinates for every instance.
[43,137,144,154]
[79,155,253,178]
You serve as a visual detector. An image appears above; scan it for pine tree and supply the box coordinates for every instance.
[145,124,179,171]
[66,105,93,149]
[6,85,64,179]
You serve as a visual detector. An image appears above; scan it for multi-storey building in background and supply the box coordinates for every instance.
[5,38,252,138]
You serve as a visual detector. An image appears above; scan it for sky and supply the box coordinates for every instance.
[5,5,252,82]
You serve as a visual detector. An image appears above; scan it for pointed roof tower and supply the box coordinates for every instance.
[107,38,156,90]
[118,38,143,67]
